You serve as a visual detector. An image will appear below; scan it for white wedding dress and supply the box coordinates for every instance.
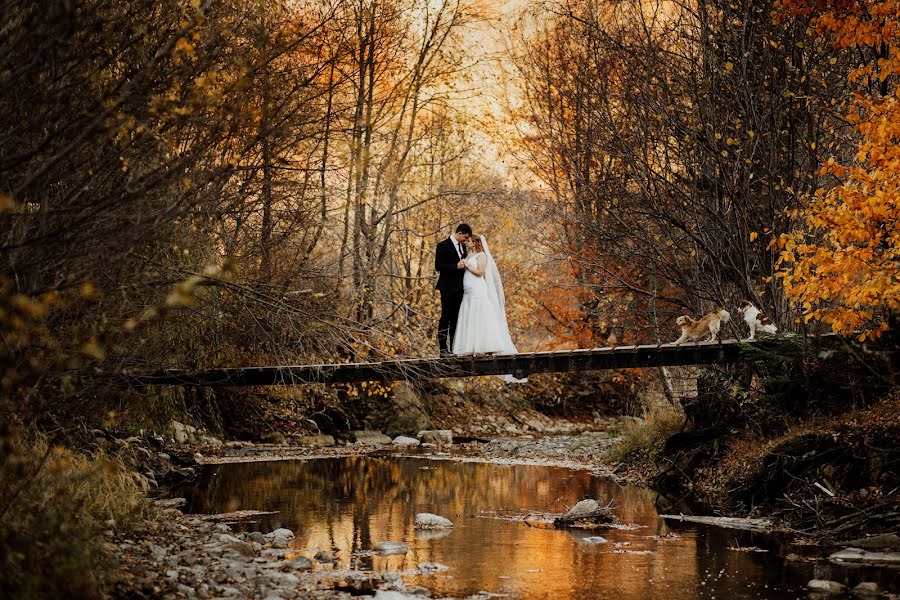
[453,252,508,354]
[452,236,527,383]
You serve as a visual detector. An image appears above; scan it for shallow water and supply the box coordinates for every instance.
[176,457,896,599]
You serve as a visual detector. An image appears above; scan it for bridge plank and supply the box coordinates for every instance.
[117,335,837,386]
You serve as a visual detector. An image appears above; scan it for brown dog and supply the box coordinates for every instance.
[673,309,730,344]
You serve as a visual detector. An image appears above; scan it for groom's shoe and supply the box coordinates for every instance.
[439,349,452,358]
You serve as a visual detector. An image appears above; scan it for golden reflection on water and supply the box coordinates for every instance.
[181,457,816,599]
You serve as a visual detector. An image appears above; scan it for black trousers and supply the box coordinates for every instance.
[437,287,463,354]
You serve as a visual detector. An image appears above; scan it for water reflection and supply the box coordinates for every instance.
[176,457,886,599]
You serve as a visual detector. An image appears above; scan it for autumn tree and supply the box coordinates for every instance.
[777,0,899,339]
[333,0,476,328]
[0,0,355,425]
[512,0,846,344]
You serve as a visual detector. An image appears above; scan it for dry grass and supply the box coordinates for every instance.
[606,403,686,464]
[0,428,154,599]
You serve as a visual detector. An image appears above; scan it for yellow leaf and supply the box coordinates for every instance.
[81,340,106,361]
[0,194,19,213]
[750,231,758,242]
[725,62,734,72]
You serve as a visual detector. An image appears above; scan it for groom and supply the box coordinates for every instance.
[435,223,472,356]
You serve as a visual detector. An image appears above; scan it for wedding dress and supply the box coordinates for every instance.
[452,236,527,383]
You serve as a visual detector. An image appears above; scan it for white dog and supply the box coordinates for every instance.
[738,301,778,340]
[673,309,730,344]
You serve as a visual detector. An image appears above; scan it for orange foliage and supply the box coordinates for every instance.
[777,0,899,339]
[535,259,597,349]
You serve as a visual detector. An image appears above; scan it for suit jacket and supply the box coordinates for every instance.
[435,237,466,291]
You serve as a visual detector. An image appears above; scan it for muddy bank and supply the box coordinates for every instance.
[645,392,900,548]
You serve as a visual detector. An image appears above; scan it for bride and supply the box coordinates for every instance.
[452,235,523,372]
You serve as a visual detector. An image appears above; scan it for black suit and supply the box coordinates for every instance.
[435,237,467,354]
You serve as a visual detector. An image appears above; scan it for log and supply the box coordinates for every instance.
[553,510,615,528]
[660,514,773,532]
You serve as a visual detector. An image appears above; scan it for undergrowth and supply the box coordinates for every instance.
[0,424,154,599]
[606,403,685,464]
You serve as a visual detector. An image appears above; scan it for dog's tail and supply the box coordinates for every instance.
[717,309,730,323]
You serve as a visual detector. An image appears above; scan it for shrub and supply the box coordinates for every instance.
[0,425,153,599]
[606,404,685,464]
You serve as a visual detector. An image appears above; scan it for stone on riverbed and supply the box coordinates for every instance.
[582,536,608,544]
[314,550,335,563]
[289,555,313,569]
[351,430,392,445]
[853,582,880,597]
[247,531,266,545]
[829,547,900,566]
[374,541,409,555]
[807,579,846,594]
[297,434,335,448]
[417,430,452,445]
[222,541,256,558]
[414,513,453,529]
[147,543,167,562]
[392,436,420,446]
[265,528,294,549]
[565,499,602,518]
[171,420,199,444]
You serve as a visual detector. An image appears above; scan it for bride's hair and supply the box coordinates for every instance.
[469,235,484,253]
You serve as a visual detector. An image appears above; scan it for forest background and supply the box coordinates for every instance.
[0,0,897,593]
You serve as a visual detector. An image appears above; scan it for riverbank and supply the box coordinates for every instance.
[111,431,631,600]
[108,429,898,600]
[5,365,897,598]
[108,502,431,599]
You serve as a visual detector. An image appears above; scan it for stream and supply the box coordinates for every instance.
[175,456,896,599]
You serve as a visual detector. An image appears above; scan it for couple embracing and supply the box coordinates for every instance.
[435,223,520,360]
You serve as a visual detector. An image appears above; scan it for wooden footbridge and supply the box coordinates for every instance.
[123,335,826,387]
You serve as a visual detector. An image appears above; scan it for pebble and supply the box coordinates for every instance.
[417,430,453,445]
[247,531,266,544]
[414,513,454,529]
[222,541,256,558]
[374,541,409,555]
[807,579,846,594]
[393,435,420,446]
[265,527,295,549]
[582,536,608,544]
[290,556,313,569]
[149,543,167,561]
[564,499,602,518]
[853,582,880,596]
[830,547,900,566]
